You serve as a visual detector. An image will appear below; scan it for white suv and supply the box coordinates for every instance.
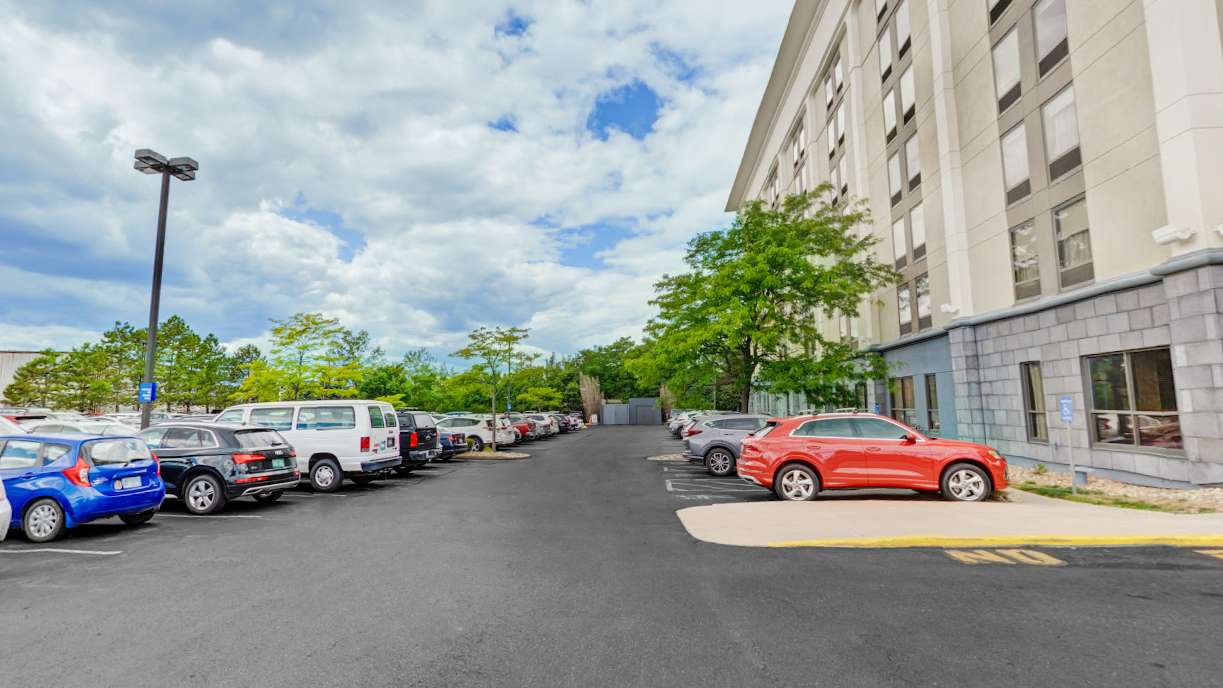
[435,415,516,451]
[215,400,401,492]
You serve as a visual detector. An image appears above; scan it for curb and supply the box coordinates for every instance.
[455,451,531,461]
[767,535,1223,549]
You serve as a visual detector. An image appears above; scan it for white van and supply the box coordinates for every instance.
[215,400,401,492]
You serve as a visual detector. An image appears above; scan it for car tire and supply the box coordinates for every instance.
[310,458,343,493]
[940,463,992,502]
[705,448,736,477]
[468,436,485,452]
[774,464,820,502]
[23,498,65,543]
[393,465,414,476]
[350,474,375,486]
[253,491,284,504]
[119,508,156,526]
[183,473,226,515]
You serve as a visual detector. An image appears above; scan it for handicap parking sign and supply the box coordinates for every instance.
[1058,396,1073,424]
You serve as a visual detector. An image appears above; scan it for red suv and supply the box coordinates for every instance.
[737,413,1007,502]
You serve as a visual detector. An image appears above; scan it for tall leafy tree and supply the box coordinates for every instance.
[452,326,530,450]
[1,350,62,406]
[235,312,348,401]
[631,191,898,411]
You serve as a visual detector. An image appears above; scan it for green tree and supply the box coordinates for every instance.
[631,191,898,411]
[234,312,348,401]
[452,326,530,450]
[516,386,562,411]
[2,350,62,406]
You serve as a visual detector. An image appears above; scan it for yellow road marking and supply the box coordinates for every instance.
[1196,549,1223,560]
[943,549,1066,566]
[768,535,1223,548]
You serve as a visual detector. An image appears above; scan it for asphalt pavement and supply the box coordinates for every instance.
[2,426,1222,687]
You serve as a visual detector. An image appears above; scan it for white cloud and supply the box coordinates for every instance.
[0,0,790,359]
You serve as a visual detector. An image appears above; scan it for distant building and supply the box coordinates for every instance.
[728,0,1223,486]
[0,351,46,402]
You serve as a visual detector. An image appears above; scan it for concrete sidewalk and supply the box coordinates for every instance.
[677,489,1223,548]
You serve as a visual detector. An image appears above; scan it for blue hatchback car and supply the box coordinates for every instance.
[0,434,165,542]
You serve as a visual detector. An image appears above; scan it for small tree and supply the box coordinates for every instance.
[452,326,529,451]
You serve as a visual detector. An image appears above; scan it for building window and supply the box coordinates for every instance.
[888,153,902,206]
[883,89,897,142]
[796,163,809,194]
[890,376,917,427]
[1009,220,1040,300]
[838,155,849,196]
[1021,362,1048,442]
[904,135,920,189]
[834,56,844,92]
[1034,0,1069,77]
[898,283,912,334]
[1001,124,1030,204]
[989,0,1013,26]
[827,118,837,158]
[879,34,893,81]
[915,273,931,330]
[791,122,806,168]
[900,66,915,123]
[1042,86,1080,180]
[825,75,835,108]
[1087,348,1181,451]
[910,203,926,262]
[892,218,907,268]
[1054,197,1093,288]
[896,0,911,56]
[924,374,940,436]
[835,105,846,144]
[876,0,889,22]
[829,162,841,201]
[993,28,1021,112]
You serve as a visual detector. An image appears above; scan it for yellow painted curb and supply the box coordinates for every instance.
[767,535,1223,549]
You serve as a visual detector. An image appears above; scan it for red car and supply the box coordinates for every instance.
[737,413,1008,502]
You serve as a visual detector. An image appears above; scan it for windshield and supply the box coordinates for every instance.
[235,429,288,448]
[412,413,436,428]
[85,438,153,465]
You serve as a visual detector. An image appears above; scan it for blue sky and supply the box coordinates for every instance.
[0,0,789,359]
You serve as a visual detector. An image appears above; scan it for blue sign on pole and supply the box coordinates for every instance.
[506,401,512,411]
[873,402,881,414]
[1058,395,1074,424]
[138,382,158,405]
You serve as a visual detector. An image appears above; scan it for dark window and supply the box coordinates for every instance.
[235,429,287,448]
[889,377,917,427]
[85,439,152,465]
[989,0,1013,26]
[1010,221,1041,300]
[412,413,435,428]
[993,28,1021,112]
[853,418,909,439]
[0,439,43,469]
[795,418,856,437]
[250,407,294,431]
[216,409,245,424]
[925,374,940,436]
[1054,197,1093,288]
[296,406,356,431]
[1087,348,1181,450]
[1021,362,1048,442]
[161,427,212,449]
[367,406,385,428]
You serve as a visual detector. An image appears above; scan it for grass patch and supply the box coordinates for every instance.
[1015,482,1214,514]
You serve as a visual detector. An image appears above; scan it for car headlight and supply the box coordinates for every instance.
[986,449,1004,462]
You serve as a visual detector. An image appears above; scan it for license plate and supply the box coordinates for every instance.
[272,458,286,469]
[119,476,142,490]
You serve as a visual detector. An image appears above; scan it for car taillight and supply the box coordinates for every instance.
[63,456,91,487]
[232,453,264,464]
[409,431,418,448]
[360,436,371,452]
[485,421,493,430]
[685,427,702,436]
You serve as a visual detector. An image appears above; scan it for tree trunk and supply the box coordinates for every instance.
[490,385,497,453]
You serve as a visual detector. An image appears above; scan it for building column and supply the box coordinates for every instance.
[948,324,985,443]
[1160,260,1223,484]
[926,0,975,317]
[1143,0,1223,254]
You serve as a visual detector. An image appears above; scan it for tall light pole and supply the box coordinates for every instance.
[133,149,198,429]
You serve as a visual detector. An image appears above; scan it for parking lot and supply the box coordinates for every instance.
[4,426,1223,687]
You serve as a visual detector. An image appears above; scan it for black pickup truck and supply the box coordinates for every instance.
[395,411,440,473]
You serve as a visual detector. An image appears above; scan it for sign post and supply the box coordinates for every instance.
[1058,395,1075,494]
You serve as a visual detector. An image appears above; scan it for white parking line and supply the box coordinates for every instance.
[0,547,122,556]
[280,492,348,498]
[665,479,768,494]
[156,513,263,520]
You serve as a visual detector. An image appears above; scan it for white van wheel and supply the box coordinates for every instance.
[311,458,342,492]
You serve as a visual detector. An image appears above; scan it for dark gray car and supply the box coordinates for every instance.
[682,414,768,476]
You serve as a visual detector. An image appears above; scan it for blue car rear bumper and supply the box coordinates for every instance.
[67,481,166,526]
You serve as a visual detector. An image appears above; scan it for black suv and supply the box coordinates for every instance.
[396,411,440,473]
[138,422,299,515]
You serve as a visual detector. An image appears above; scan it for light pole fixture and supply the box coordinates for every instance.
[133,149,198,429]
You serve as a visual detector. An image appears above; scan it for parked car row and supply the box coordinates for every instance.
[1,399,589,542]
[672,411,1009,503]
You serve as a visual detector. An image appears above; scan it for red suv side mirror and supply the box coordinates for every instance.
[901,433,917,444]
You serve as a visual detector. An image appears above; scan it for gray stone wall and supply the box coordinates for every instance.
[949,265,1223,486]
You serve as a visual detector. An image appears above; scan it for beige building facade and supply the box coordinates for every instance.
[728,0,1223,485]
